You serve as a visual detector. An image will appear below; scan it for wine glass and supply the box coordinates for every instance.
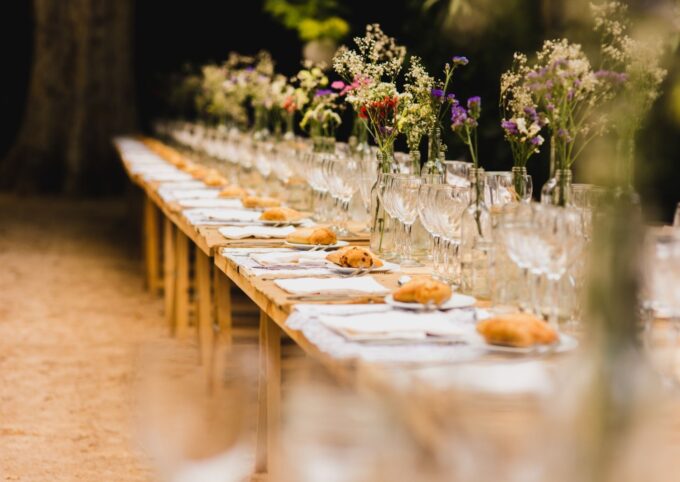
[390,176,423,267]
[418,184,446,277]
[326,153,359,236]
[379,174,407,262]
[433,185,469,285]
[444,160,471,187]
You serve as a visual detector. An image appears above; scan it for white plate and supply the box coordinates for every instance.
[283,240,349,250]
[259,219,308,227]
[475,333,579,355]
[325,260,398,274]
[384,293,476,311]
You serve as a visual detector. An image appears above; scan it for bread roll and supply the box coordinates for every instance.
[476,313,558,348]
[393,278,452,305]
[286,227,337,245]
[325,246,383,268]
[219,186,248,198]
[259,207,304,222]
[241,196,281,209]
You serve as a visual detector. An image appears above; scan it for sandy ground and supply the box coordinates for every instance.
[0,194,170,481]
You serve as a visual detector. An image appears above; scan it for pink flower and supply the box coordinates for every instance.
[331,80,346,90]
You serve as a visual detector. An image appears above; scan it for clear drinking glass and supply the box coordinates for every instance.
[391,176,423,267]
[433,185,470,285]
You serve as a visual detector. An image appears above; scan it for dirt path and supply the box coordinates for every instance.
[0,194,170,481]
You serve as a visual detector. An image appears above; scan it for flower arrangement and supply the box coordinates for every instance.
[451,96,482,168]
[299,87,343,137]
[398,56,435,152]
[532,40,622,167]
[591,1,669,185]
[333,23,406,168]
[500,53,547,169]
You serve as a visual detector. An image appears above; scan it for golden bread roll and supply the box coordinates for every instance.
[325,246,383,268]
[392,278,452,305]
[259,207,305,222]
[476,313,558,348]
[219,186,248,198]
[286,227,337,245]
[241,196,281,209]
[202,169,227,187]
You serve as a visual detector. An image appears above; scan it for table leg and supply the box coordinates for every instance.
[143,195,162,296]
[175,229,190,339]
[213,269,232,347]
[195,249,214,367]
[163,218,176,332]
[254,311,281,477]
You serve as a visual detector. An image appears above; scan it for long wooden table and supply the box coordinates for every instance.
[115,136,680,481]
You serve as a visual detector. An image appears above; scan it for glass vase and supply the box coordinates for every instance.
[511,166,531,203]
[369,149,397,257]
[421,126,445,177]
[541,168,572,207]
[460,167,493,298]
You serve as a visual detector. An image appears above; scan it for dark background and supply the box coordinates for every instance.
[2,0,678,219]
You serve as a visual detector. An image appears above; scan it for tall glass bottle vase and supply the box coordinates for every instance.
[543,169,572,207]
[511,166,530,202]
[369,149,396,257]
[460,167,493,298]
[421,126,445,177]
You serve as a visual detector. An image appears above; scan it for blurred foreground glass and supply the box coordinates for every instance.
[136,343,256,482]
[674,202,680,228]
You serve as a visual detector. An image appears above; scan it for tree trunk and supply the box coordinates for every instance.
[1,0,136,194]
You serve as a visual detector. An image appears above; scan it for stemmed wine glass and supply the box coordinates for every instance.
[390,175,423,266]
[433,185,469,286]
[325,153,359,236]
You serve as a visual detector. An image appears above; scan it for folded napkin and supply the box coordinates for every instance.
[169,189,221,200]
[250,251,328,267]
[218,225,296,240]
[318,311,472,340]
[184,208,261,226]
[178,198,243,209]
[274,276,389,295]
[143,172,193,182]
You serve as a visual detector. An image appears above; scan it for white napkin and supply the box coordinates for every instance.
[274,276,389,295]
[169,189,221,200]
[318,311,472,339]
[218,225,296,240]
[178,198,243,209]
[250,251,328,267]
[184,208,261,224]
[143,171,193,182]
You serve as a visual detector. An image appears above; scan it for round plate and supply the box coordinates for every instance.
[474,333,579,355]
[283,240,349,250]
[384,293,476,311]
[326,260,398,274]
[259,219,307,227]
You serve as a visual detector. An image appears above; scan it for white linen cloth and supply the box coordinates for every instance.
[218,225,296,240]
[274,276,389,295]
[221,248,338,277]
[286,304,485,364]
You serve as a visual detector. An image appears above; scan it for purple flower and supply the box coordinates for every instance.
[315,89,333,97]
[446,93,456,101]
[467,96,481,119]
[245,66,254,72]
[431,88,444,98]
[595,70,627,84]
[450,103,468,129]
[530,136,544,146]
[501,120,519,136]
[452,56,469,66]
